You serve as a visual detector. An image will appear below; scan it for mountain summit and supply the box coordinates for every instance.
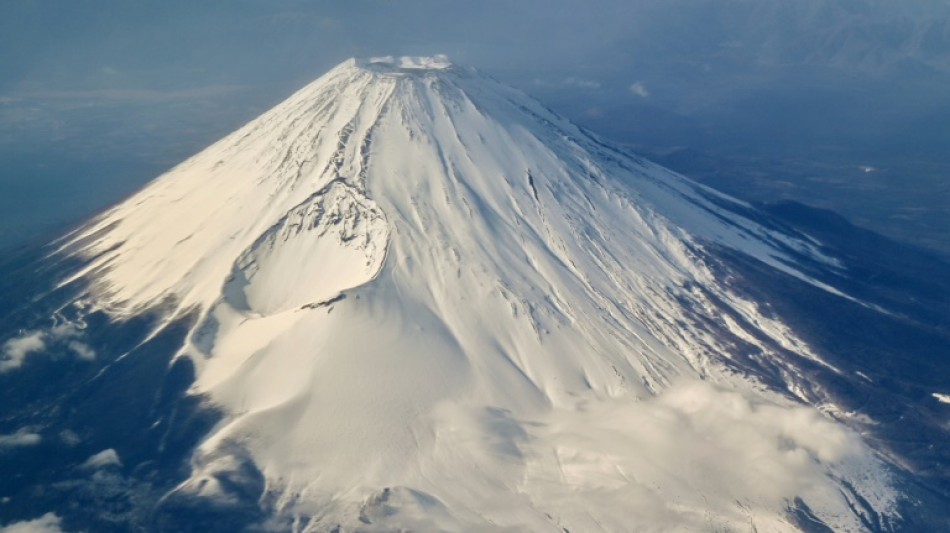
[3,56,938,532]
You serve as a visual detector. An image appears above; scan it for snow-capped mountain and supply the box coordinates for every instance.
[1,56,948,532]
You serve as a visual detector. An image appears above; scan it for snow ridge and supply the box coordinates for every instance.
[60,56,897,532]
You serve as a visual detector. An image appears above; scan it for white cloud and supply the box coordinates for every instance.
[629,80,650,98]
[67,341,96,361]
[1,333,46,372]
[80,449,122,470]
[516,380,897,531]
[59,430,81,447]
[0,429,41,449]
[0,513,66,533]
[48,323,81,339]
[0,320,95,373]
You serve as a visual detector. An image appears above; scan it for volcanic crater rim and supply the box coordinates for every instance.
[354,55,455,76]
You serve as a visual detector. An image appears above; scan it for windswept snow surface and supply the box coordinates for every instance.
[61,57,897,531]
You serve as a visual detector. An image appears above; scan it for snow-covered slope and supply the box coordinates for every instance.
[58,56,897,531]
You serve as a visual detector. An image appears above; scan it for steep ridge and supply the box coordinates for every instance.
[38,56,905,531]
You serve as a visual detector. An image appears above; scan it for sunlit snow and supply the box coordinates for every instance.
[56,56,897,532]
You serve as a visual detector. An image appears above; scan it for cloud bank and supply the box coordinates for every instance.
[516,381,897,532]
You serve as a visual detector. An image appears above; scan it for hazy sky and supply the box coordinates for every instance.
[1,0,949,252]
[4,0,947,90]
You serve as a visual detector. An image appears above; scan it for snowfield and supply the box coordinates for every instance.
[56,56,898,532]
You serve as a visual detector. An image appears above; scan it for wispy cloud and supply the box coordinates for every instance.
[1,320,96,373]
[67,341,96,361]
[531,77,602,91]
[562,77,601,90]
[0,428,41,450]
[80,449,122,470]
[629,81,650,98]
